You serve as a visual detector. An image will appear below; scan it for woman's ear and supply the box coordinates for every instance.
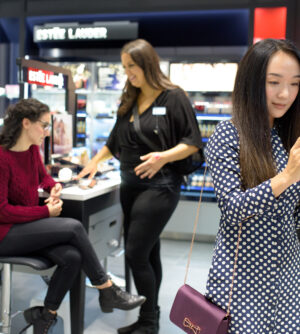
[22,118,31,129]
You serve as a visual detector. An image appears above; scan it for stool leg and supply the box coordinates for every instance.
[1,264,12,334]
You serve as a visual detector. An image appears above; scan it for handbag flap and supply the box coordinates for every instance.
[170,284,229,334]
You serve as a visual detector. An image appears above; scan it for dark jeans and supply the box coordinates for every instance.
[120,181,180,313]
[0,217,108,310]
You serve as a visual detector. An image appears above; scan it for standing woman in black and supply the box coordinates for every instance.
[77,38,203,334]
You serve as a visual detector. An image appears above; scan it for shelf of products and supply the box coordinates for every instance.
[31,87,67,113]
[76,94,87,147]
[179,91,232,202]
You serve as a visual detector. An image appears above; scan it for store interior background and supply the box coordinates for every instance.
[0,0,300,333]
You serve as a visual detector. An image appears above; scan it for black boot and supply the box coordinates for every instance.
[131,311,158,334]
[117,319,140,334]
[20,306,57,334]
[99,283,146,313]
[118,311,158,334]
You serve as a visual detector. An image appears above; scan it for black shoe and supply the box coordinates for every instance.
[117,319,140,334]
[131,311,158,334]
[118,311,158,334]
[99,283,146,313]
[19,306,57,334]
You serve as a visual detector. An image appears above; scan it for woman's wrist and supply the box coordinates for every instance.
[271,170,294,197]
[92,153,102,165]
[157,151,171,165]
[92,157,100,165]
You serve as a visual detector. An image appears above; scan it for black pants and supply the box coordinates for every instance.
[0,218,108,310]
[120,182,180,313]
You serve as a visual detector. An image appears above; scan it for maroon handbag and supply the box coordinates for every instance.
[170,284,229,334]
[169,166,244,334]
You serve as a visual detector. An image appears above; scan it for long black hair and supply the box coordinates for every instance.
[0,98,50,150]
[232,38,300,189]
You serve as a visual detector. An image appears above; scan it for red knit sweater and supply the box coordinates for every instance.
[0,145,55,241]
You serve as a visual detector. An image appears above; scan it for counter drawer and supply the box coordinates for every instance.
[88,204,123,260]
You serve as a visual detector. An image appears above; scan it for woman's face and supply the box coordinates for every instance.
[266,50,300,126]
[27,112,51,146]
[121,52,147,89]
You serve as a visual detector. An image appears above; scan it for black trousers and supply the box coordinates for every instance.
[120,182,180,313]
[0,218,108,310]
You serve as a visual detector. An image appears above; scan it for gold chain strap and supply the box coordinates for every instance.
[183,165,250,318]
[184,165,208,285]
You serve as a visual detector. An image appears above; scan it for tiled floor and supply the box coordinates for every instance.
[4,239,215,334]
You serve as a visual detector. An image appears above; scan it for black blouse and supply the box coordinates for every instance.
[106,88,202,172]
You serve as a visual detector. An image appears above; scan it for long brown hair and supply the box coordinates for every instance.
[118,39,177,116]
[0,98,50,150]
[232,39,300,189]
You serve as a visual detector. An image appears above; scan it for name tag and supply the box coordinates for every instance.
[152,107,166,116]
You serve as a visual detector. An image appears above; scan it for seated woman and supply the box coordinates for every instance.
[0,98,145,334]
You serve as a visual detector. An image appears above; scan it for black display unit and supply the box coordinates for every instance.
[75,93,87,147]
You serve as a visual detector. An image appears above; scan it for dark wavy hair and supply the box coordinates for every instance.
[232,39,300,189]
[118,39,178,116]
[0,98,50,150]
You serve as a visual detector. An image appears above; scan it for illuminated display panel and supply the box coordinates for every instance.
[169,63,238,92]
[97,63,126,90]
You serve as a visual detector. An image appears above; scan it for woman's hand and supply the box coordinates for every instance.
[46,199,63,217]
[44,183,62,205]
[271,137,300,197]
[75,160,98,180]
[283,137,300,184]
[74,145,113,180]
[134,152,167,179]
[50,183,62,198]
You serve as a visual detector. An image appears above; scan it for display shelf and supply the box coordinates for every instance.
[181,172,217,202]
[180,191,217,202]
[180,92,233,201]
[75,88,122,95]
[95,113,115,118]
[75,88,92,94]
[181,185,214,192]
[31,88,65,94]
[77,112,87,117]
[94,89,122,94]
[196,113,231,121]
[75,93,87,147]
[31,88,67,113]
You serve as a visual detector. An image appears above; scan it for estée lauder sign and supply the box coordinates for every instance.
[27,68,65,89]
[33,21,138,42]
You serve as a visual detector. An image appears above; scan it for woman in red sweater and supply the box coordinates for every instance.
[0,98,145,334]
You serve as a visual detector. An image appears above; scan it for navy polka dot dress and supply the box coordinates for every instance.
[205,120,300,334]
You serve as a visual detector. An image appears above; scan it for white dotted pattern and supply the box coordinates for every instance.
[205,120,300,334]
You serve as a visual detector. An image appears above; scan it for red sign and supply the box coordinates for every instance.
[27,67,64,88]
[253,7,287,44]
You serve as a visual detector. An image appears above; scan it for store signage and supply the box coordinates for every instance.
[27,67,65,89]
[33,22,138,42]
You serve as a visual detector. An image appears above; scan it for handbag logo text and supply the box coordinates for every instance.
[183,317,202,334]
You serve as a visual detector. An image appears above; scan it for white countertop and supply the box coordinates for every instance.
[39,171,121,201]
